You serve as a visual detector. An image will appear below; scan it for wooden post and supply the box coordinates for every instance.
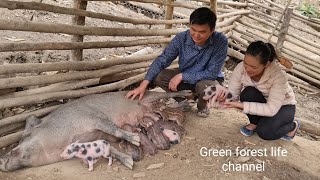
[163,0,174,47]
[267,0,292,42]
[71,0,87,61]
[266,0,275,16]
[164,0,174,31]
[276,7,293,52]
[210,0,217,15]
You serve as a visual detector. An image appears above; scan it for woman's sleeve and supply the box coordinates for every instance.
[242,70,287,117]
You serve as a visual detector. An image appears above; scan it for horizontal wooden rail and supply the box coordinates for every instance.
[0,52,160,75]
[0,19,185,36]
[0,0,188,25]
[0,38,171,52]
[0,72,146,109]
[0,105,61,128]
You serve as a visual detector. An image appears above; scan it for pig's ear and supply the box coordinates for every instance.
[73,145,81,152]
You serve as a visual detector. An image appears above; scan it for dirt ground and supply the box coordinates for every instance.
[0,108,319,180]
[0,0,320,179]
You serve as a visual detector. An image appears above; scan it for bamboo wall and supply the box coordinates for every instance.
[0,0,319,148]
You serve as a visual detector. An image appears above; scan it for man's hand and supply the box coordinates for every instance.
[125,80,149,101]
[169,73,182,91]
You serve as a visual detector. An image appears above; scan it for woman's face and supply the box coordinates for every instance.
[190,24,214,46]
[243,54,269,79]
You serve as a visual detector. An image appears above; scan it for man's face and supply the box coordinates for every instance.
[190,24,214,46]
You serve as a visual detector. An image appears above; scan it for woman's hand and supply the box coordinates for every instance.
[222,101,244,110]
[215,85,229,102]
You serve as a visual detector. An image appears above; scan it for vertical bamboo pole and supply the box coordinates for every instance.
[276,7,293,52]
[267,0,292,42]
[164,0,174,30]
[210,0,217,15]
[71,0,87,61]
[163,0,174,46]
[266,0,275,16]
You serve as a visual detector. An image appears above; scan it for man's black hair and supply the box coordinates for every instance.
[190,7,217,30]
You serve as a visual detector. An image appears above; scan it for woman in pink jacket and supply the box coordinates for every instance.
[220,41,299,141]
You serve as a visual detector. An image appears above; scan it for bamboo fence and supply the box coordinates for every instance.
[0,0,319,148]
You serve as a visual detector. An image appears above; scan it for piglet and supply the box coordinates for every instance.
[60,140,112,171]
[160,127,181,145]
[203,84,233,109]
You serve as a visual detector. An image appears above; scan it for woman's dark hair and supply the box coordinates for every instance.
[190,7,217,30]
[245,41,278,65]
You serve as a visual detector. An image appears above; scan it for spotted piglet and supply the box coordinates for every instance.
[203,84,233,109]
[60,140,112,171]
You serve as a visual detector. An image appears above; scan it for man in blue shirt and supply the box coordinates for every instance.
[126,7,228,117]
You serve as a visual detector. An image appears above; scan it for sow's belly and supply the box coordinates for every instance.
[109,104,147,127]
[89,93,148,127]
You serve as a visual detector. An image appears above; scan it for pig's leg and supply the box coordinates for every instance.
[91,119,135,169]
[95,118,140,146]
[120,124,143,161]
[102,142,112,166]
[82,157,99,165]
[106,154,112,166]
[86,157,94,171]
[110,146,133,169]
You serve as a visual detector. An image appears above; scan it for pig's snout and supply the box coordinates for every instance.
[60,153,66,159]
[60,149,73,159]
[0,150,27,172]
[60,153,68,159]
[60,153,73,160]
[171,139,179,145]
[0,158,9,171]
